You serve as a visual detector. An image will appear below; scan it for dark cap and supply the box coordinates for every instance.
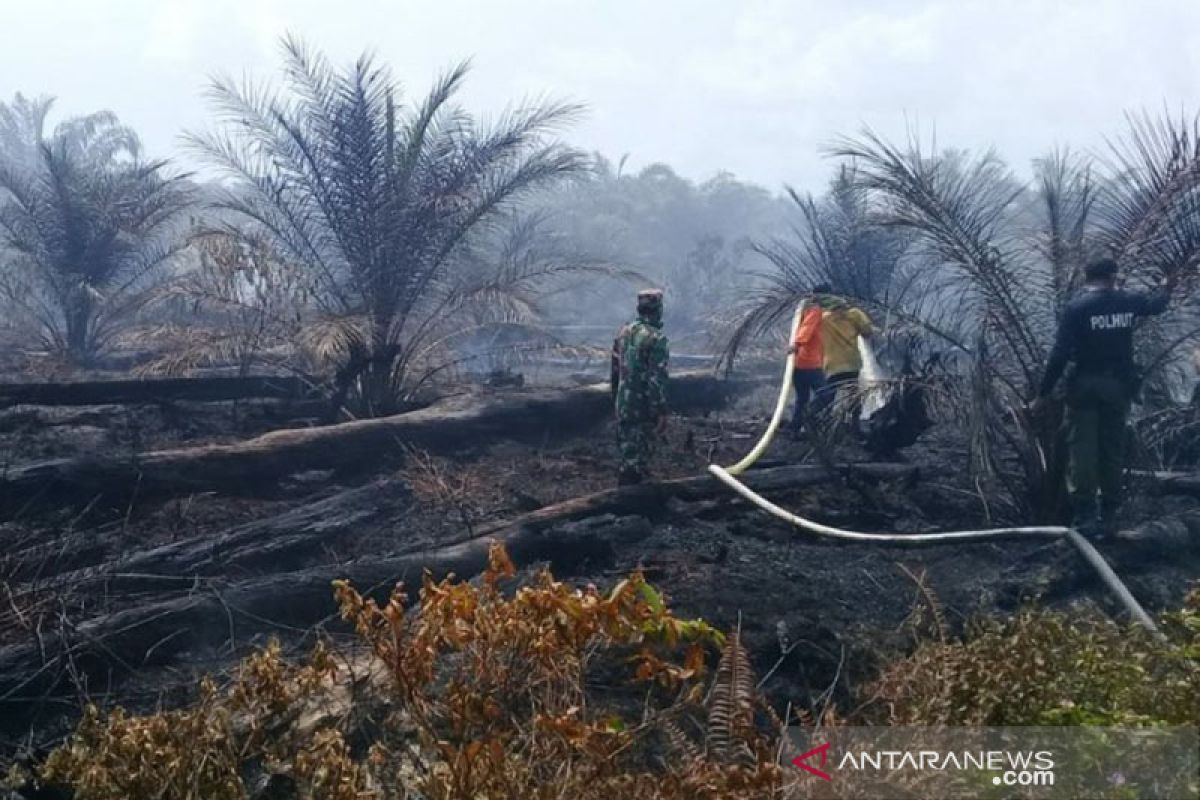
[1085,258,1119,281]
[637,289,664,312]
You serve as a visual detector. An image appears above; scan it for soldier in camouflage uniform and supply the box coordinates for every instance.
[611,289,670,485]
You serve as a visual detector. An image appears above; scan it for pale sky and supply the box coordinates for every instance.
[4,0,1200,191]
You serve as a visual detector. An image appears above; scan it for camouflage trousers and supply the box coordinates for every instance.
[617,417,657,478]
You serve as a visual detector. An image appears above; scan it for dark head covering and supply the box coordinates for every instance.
[637,289,664,313]
[1085,258,1119,282]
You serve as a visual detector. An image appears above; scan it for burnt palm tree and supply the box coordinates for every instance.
[721,165,911,368]
[188,37,588,415]
[722,114,1200,518]
[826,115,1200,517]
[0,97,193,364]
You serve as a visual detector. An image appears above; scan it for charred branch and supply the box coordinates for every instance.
[0,375,316,407]
[0,372,748,509]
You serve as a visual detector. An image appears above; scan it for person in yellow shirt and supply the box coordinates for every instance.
[818,294,874,421]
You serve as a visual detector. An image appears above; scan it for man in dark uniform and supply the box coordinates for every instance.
[611,289,670,485]
[1033,258,1173,537]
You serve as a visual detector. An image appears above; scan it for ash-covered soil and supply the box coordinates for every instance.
[1,382,1197,760]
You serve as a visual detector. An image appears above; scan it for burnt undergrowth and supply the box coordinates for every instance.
[0,379,1196,782]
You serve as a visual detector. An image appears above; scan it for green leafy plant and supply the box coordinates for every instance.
[867,588,1200,726]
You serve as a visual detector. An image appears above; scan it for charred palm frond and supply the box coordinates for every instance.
[819,165,912,301]
[0,96,193,364]
[830,130,1043,390]
[1135,400,1200,469]
[1096,111,1200,286]
[1031,148,1096,315]
[1138,297,1200,405]
[1095,113,1200,407]
[141,230,313,376]
[187,37,587,414]
[450,209,640,327]
[726,116,1200,518]
[0,93,53,160]
[721,166,909,369]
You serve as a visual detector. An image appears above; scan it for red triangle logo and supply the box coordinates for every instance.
[792,741,833,781]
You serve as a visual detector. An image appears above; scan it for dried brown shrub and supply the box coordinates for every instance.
[30,544,793,800]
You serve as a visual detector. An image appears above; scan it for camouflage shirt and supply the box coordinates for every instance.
[611,316,670,421]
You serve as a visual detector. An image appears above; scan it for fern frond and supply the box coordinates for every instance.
[705,624,757,765]
[661,719,702,765]
[897,563,947,643]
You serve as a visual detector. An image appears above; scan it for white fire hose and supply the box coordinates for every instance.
[709,302,1163,639]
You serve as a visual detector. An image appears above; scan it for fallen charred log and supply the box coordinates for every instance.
[9,481,410,596]
[0,372,746,508]
[0,375,315,407]
[0,512,653,719]
[467,461,921,543]
[10,463,919,598]
[0,462,916,714]
[1136,470,1200,497]
[1116,512,1200,552]
[2,528,112,584]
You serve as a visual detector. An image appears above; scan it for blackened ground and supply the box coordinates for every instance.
[0,385,1197,763]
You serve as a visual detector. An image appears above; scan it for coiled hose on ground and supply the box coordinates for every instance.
[708,302,1164,640]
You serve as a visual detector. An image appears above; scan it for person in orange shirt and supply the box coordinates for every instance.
[786,286,829,438]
